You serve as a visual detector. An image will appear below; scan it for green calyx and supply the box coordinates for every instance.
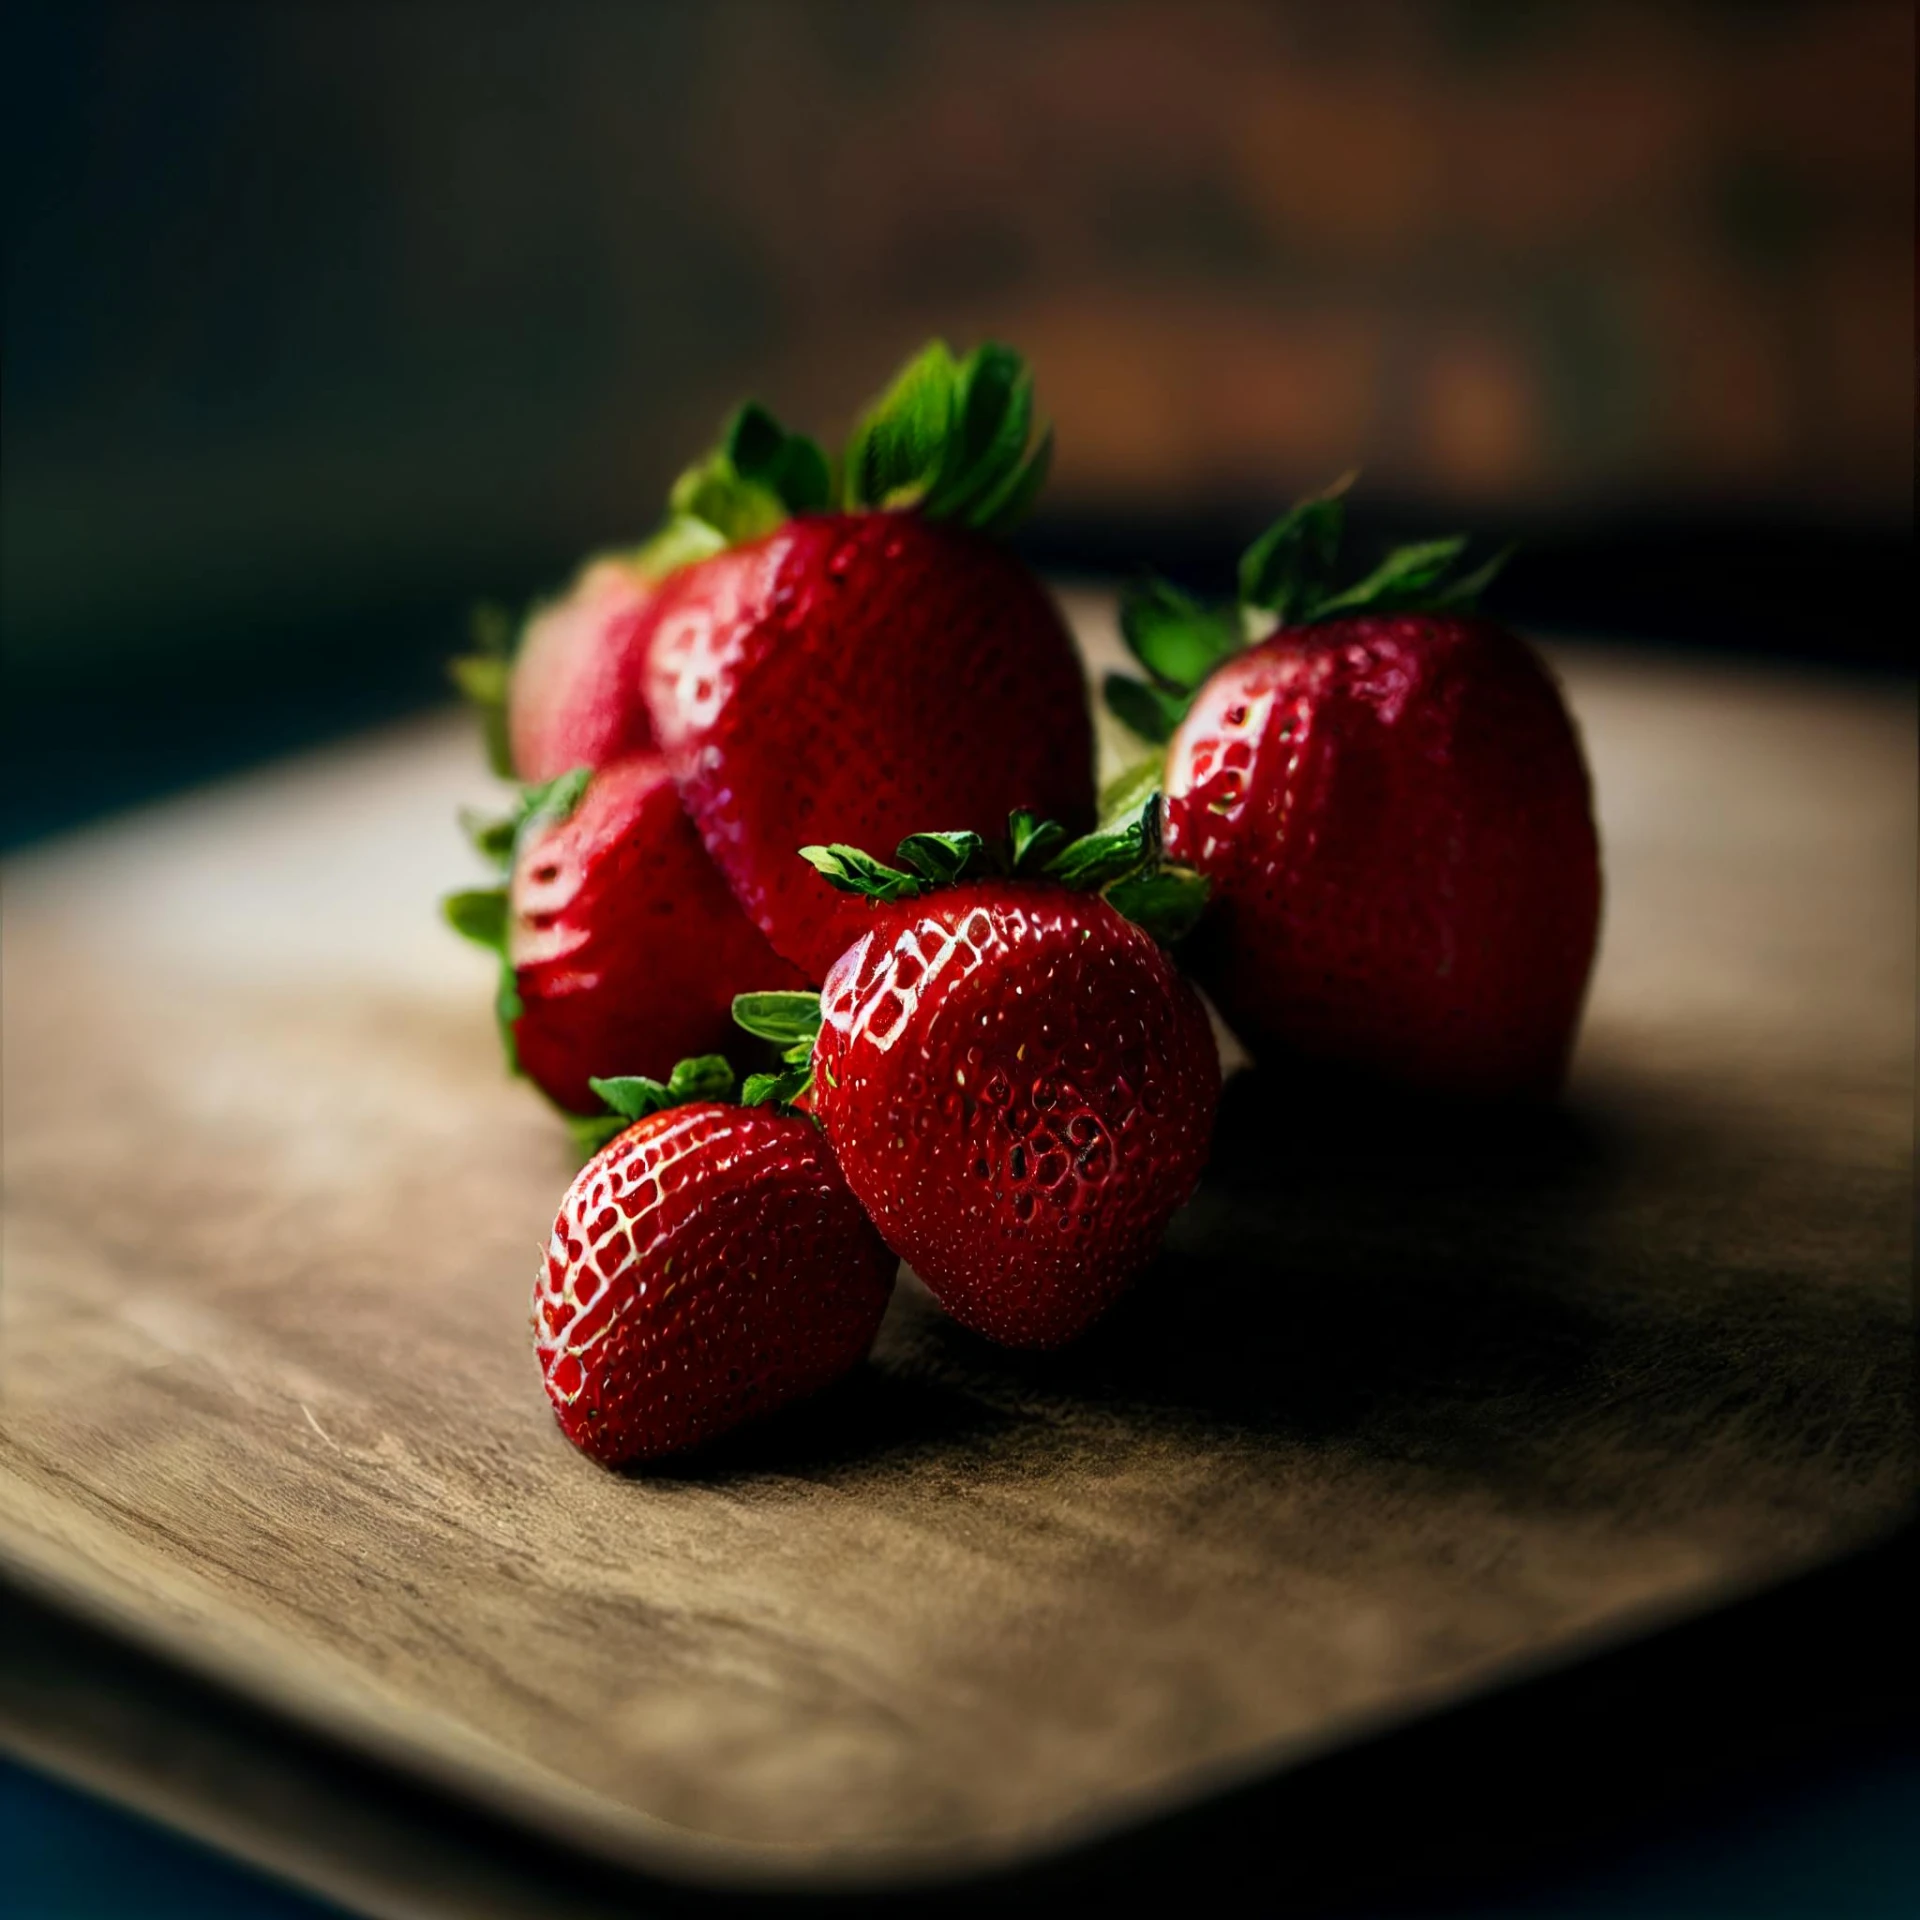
[566,1054,741,1157]
[448,602,518,778]
[639,400,834,580]
[450,342,1052,776]
[841,339,1052,531]
[457,765,592,876]
[443,765,595,1074]
[730,991,825,1112]
[641,338,1053,572]
[1105,474,1514,746]
[796,795,1210,948]
[443,883,524,1074]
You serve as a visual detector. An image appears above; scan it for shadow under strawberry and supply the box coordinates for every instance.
[851,1064,1908,1521]
[887,1070,1616,1465]
[588,1054,1906,1506]
[632,1350,1019,1485]
[622,1076,1618,1486]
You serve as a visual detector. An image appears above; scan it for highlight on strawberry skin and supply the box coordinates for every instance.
[637,341,1095,982]
[445,756,804,1128]
[1104,479,1602,1103]
[450,343,1091,960]
[533,1058,896,1467]
[733,805,1221,1351]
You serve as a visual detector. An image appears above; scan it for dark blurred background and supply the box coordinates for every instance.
[2,0,1912,843]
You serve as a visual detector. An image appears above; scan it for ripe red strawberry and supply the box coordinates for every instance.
[644,509,1093,982]
[451,346,1087,914]
[1105,485,1601,1100]
[444,754,805,1121]
[504,556,660,782]
[445,405,801,781]
[735,810,1218,1349]
[449,555,660,783]
[534,1068,896,1465]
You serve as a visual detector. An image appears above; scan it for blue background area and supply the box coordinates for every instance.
[5,1743,1915,1917]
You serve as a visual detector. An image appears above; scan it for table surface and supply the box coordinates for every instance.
[1,602,1914,1910]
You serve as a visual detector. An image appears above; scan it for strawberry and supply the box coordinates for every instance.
[1104,482,1601,1100]
[444,754,805,1126]
[534,1058,896,1465]
[504,557,660,783]
[640,342,1095,981]
[445,407,815,779]
[450,557,657,782]
[734,806,1218,1349]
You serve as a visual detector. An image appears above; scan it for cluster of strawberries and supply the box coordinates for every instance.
[446,342,1601,1468]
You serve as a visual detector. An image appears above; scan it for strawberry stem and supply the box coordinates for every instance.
[794,799,1209,947]
[1104,476,1514,746]
[842,340,1052,533]
[731,992,824,1110]
[567,1052,755,1158]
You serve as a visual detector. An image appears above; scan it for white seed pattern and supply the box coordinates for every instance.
[535,1106,719,1405]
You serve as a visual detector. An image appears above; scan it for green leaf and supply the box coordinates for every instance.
[1103,865,1211,945]
[924,344,1032,520]
[567,1111,632,1157]
[455,766,591,896]
[448,652,509,709]
[634,512,729,580]
[1119,579,1239,693]
[1043,803,1154,893]
[1303,535,1469,620]
[1097,756,1166,832]
[1425,540,1516,611]
[773,434,833,514]
[443,887,508,951]
[968,421,1053,535]
[492,955,523,1076]
[838,339,1051,532]
[579,1054,737,1135]
[1232,475,1511,627]
[724,402,788,481]
[450,602,517,776]
[587,1074,671,1121]
[1103,672,1187,746]
[895,830,984,886]
[663,400,829,548]
[843,340,961,511]
[724,403,833,514]
[742,1065,813,1109]
[444,886,523,1073]
[666,1054,737,1103]
[732,991,825,1049]
[459,807,519,873]
[669,462,788,545]
[798,843,923,902]
[519,765,592,831]
[1008,810,1069,872]
[1238,476,1353,619]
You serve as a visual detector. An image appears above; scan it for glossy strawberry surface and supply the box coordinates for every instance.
[535,1102,896,1464]
[509,754,805,1113]
[641,514,1095,982]
[809,883,1218,1349]
[1164,613,1600,1100]
[509,559,658,781]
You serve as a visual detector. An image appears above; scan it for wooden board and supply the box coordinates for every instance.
[1,603,1914,1905]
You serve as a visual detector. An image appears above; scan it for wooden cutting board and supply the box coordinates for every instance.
[1,602,1913,1910]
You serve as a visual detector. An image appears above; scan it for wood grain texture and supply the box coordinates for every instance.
[1,604,1914,1895]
